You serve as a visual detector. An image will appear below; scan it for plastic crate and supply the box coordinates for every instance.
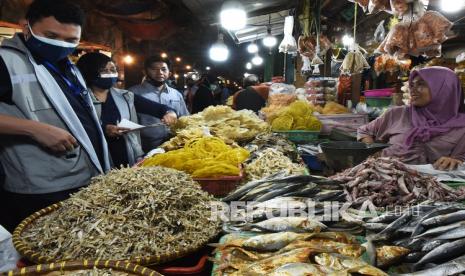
[366,97,392,107]
[273,131,320,144]
[194,168,244,197]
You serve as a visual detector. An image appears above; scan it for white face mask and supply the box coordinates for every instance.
[28,24,79,48]
[99,73,118,78]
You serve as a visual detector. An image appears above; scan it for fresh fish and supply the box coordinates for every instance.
[313,190,345,201]
[364,237,377,266]
[422,239,448,252]
[396,256,465,276]
[404,251,427,263]
[249,217,327,233]
[254,183,313,202]
[374,212,412,240]
[415,221,465,238]
[364,222,389,232]
[415,238,465,268]
[250,197,311,210]
[270,263,330,276]
[421,210,465,227]
[280,184,320,198]
[396,226,416,235]
[436,227,465,240]
[411,205,463,237]
[368,212,402,224]
[222,171,286,201]
[406,238,427,252]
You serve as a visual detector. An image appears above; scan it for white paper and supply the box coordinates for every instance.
[0,225,20,272]
[407,164,465,182]
[117,119,145,130]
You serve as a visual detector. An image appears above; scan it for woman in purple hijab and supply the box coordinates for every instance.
[358,66,465,170]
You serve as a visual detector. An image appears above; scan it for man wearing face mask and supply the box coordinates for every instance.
[77,53,177,168]
[129,57,188,152]
[0,0,110,232]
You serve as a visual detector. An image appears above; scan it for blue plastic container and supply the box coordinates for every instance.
[301,154,323,171]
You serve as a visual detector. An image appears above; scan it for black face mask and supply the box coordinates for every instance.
[147,78,164,87]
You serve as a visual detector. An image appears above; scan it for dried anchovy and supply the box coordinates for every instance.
[69,267,128,276]
[21,167,221,261]
[331,157,465,207]
[244,133,299,162]
[244,148,305,181]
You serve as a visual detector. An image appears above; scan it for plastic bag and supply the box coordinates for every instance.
[382,22,410,58]
[269,83,296,95]
[298,36,315,58]
[279,16,298,56]
[374,20,386,42]
[301,56,312,75]
[349,0,370,11]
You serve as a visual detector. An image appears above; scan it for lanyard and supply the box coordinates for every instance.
[43,60,91,108]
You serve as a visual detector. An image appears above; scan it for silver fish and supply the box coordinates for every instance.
[415,238,465,268]
[421,210,465,227]
[436,227,465,240]
[397,256,465,276]
[415,221,465,239]
[252,217,327,233]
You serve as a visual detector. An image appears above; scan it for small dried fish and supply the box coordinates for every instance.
[21,167,221,261]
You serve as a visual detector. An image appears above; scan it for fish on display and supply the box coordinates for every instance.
[269,262,332,276]
[230,217,327,233]
[414,238,465,269]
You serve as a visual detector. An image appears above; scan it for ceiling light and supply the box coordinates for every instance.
[220,1,247,31]
[185,65,192,70]
[209,34,229,62]
[244,72,250,77]
[246,62,252,70]
[263,27,277,48]
[161,52,168,58]
[206,66,211,70]
[252,54,263,66]
[342,35,354,47]
[183,74,187,77]
[441,0,465,12]
[184,85,188,89]
[174,74,179,79]
[175,57,181,62]
[123,55,134,65]
[247,42,259,53]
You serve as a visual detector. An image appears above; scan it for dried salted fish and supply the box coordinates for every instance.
[244,148,305,181]
[20,167,221,261]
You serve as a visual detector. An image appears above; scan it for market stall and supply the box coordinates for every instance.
[2,0,465,275]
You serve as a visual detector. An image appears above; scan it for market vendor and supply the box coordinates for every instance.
[358,66,465,171]
[233,74,270,113]
[76,53,177,168]
[0,0,110,232]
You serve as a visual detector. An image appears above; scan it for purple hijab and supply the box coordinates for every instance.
[405,66,465,147]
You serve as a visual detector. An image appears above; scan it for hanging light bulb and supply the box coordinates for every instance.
[252,54,263,66]
[247,42,259,53]
[245,62,252,70]
[220,1,247,31]
[263,27,277,48]
[206,66,211,70]
[209,34,229,62]
[123,55,134,65]
[441,0,465,12]
[342,35,354,47]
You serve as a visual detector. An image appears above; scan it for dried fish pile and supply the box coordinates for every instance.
[162,106,269,150]
[362,203,465,272]
[20,167,221,261]
[66,268,131,276]
[331,157,465,207]
[211,231,407,275]
[244,148,305,181]
[244,133,299,163]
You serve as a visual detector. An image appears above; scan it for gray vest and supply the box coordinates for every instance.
[92,88,144,166]
[0,34,110,194]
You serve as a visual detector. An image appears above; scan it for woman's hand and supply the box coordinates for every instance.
[433,157,463,171]
[105,124,130,138]
[162,111,177,126]
[360,136,375,144]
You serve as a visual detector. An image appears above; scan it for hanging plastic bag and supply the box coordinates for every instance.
[348,0,369,11]
[279,16,298,56]
[374,20,386,42]
[301,56,312,75]
[368,0,391,14]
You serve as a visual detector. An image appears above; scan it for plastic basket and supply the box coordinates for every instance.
[194,167,244,197]
[365,97,392,107]
[273,131,320,144]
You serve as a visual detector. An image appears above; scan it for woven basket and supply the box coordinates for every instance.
[5,260,162,276]
[12,203,215,266]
